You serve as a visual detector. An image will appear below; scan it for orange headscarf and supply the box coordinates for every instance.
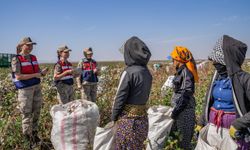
[170,46,199,83]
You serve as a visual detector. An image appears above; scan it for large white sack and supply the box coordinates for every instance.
[195,123,238,150]
[50,99,100,150]
[93,122,116,150]
[146,105,174,150]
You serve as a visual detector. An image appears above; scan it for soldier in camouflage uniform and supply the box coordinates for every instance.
[53,45,74,104]
[77,48,99,102]
[11,37,48,145]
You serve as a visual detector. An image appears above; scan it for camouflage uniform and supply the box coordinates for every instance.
[12,55,43,135]
[80,81,97,102]
[54,62,74,104]
[77,59,98,102]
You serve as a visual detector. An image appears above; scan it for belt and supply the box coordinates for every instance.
[122,104,147,117]
[210,107,235,129]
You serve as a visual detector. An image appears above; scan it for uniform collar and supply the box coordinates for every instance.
[59,59,69,65]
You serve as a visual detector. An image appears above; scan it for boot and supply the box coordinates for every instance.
[29,131,41,149]
[32,131,41,144]
[24,134,32,149]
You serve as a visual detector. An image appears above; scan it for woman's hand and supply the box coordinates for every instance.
[195,125,203,133]
[65,69,73,74]
[41,67,49,76]
[229,125,237,139]
[35,73,42,78]
[93,68,98,75]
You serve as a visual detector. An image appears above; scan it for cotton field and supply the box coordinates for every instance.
[0,60,250,149]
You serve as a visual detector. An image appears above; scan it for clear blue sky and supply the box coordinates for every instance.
[1,0,250,62]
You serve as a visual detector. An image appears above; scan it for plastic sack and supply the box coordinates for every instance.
[50,99,99,150]
[195,123,238,150]
[146,105,174,150]
[93,122,116,150]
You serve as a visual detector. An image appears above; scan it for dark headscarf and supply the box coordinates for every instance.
[123,36,151,66]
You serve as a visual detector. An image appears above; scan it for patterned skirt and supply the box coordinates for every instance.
[115,104,148,150]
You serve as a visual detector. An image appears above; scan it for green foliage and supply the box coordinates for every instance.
[164,131,183,150]
[0,61,249,149]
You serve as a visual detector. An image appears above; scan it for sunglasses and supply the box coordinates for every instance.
[63,51,69,53]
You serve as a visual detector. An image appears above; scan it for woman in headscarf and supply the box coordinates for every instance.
[170,46,198,149]
[11,37,48,147]
[53,45,74,104]
[111,36,152,150]
[76,47,99,102]
[195,35,250,149]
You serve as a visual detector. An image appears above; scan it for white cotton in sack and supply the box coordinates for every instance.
[161,76,174,90]
[161,76,174,97]
[146,105,174,150]
[50,99,100,150]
